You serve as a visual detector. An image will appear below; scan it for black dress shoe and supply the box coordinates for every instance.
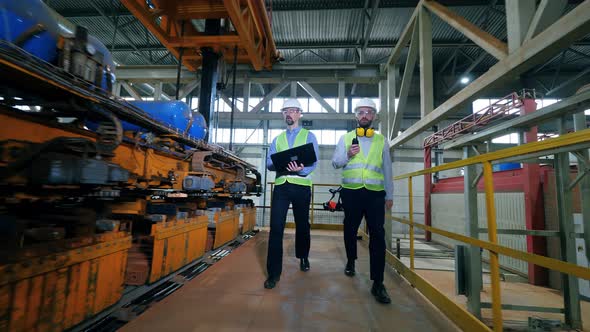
[371,283,391,304]
[300,258,310,271]
[344,260,355,277]
[264,277,280,289]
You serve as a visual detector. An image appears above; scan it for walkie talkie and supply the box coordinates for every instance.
[352,137,359,145]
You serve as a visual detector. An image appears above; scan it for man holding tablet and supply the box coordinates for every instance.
[264,98,319,289]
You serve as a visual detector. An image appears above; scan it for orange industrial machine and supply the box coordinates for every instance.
[0,1,272,329]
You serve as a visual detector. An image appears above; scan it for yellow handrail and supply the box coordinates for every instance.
[394,127,590,180]
[390,128,590,332]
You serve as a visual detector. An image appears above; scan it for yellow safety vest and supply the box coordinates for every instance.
[275,128,313,187]
[342,130,385,191]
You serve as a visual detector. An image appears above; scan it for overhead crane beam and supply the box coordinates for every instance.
[119,0,277,71]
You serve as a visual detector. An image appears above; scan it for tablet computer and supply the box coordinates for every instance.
[270,143,317,172]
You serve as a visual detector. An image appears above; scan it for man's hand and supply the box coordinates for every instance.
[385,200,393,210]
[286,161,304,172]
[347,144,360,158]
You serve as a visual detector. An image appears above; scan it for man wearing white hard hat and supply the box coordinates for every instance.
[331,97,393,304]
[264,98,319,289]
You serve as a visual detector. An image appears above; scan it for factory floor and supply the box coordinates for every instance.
[120,229,459,332]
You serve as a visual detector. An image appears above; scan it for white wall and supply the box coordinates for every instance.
[431,192,528,275]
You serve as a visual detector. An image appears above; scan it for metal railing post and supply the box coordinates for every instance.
[409,176,415,270]
[483,161,502,331]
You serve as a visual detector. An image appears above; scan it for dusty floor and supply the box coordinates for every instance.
[121,230,459,332]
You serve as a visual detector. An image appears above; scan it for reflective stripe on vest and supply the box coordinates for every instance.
[275,128,313,187]
[341,130,385,191]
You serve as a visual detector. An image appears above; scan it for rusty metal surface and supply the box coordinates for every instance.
[212,211,240,249]
[240,207,257,234]
[0,233,131,332]
[120,230,460,332]
[148,216,208,283]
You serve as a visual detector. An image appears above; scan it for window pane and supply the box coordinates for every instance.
[472,99,491,113]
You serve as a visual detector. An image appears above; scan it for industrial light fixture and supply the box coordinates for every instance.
[460,77,470,84]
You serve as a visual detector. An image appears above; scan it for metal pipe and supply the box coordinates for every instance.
[483,161,502,332]
[573,111,590,263]
[175,21,186,100]
[229,45,238,150]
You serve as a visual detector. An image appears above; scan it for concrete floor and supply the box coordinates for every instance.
[121,229,459,332]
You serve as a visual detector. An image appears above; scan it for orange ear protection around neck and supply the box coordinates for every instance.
[356,127,375,138]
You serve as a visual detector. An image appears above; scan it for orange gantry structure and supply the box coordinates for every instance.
[120,0,278,71]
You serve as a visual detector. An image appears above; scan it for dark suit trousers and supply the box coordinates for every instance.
[267,182,311,279]
[341,188,386,283]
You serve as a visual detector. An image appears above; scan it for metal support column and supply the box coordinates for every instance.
[387,64,398,140]
[555,116,582,329]
[338,81,345,113]
[573,112,590,263]
[419,5,433,118]
[379,79,392,250]
[113,82,122,97]
[379,80,388,134]
[154,82,163,101]
[198,19,221,141]
[261,109,270,227]
[424,146,432,242]
[243,79,250,112]
[506,0,536,53]
[464,146,482,319]
[290,81,297,98]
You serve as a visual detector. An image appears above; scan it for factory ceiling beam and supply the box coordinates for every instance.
[419,5,434,117]
[393,23,420,139]
[383,4,419,72]
[422,0,508,60]
[391,0,590,148]
[115,64,385,84]
[266,0,545,11]
[104,40,590,53]
[119,0,193,71]
[524,0,568,41]
[120,81,143,100]
[178,80,201,100]
[350,0,381,98]
[217,112,358,121]
[58,9,133,18]
[297,81,337,113]
[249,82,290,113]
[361,0,381,63]
[86,2,155,66]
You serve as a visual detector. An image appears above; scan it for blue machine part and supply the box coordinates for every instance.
[188,111,207,140]
[0,0,115,91]
[0,0,60,62]
[127,101,207,140]
[492,162,522,172]
[183,176,215,191]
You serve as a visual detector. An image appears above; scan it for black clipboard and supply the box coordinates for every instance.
[270,143,317,172]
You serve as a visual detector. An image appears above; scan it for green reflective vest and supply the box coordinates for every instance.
[342,130,385,191]
[275,128,313,187]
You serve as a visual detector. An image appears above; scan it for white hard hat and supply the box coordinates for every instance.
[354,98,377,113]
[281,98,302,111]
